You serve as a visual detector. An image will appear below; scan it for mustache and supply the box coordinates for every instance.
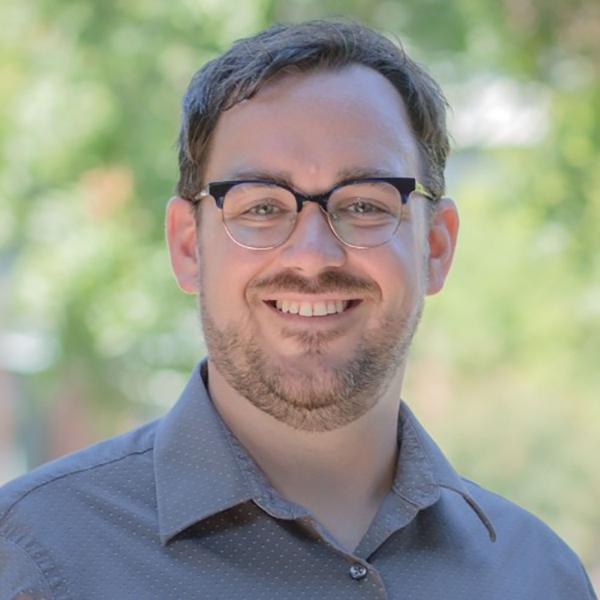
[249,270,379,296]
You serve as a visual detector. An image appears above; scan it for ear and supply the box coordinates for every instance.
[165,197,200,294]
[426,197,459,296]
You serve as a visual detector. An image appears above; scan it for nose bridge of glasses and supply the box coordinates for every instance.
[295,190,331,214]
[294,191,343,242]
[290,193,343,249]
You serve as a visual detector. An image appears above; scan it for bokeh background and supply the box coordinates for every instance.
[1,0,598,589]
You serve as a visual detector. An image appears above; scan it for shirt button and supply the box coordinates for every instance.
[349,563,368,580]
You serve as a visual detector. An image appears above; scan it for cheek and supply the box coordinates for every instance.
[362,234,423,310]
[198,218,268,320]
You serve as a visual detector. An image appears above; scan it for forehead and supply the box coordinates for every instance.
[204,64,421,187]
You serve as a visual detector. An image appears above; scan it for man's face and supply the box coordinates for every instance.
[168,64,458,432]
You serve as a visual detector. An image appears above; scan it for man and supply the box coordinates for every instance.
[0,19,596,600]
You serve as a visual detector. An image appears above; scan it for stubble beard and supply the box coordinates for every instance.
[199,280,424,433]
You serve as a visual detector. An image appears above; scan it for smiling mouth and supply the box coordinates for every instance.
[264,299,360,317]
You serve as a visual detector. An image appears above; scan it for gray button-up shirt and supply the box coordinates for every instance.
[0,362,596,599]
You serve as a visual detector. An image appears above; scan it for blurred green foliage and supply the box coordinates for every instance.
[1,0,598,571]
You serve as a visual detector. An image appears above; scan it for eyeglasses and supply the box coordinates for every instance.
[190,177,435,250]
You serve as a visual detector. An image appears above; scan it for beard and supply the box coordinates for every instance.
[199,269,424,433]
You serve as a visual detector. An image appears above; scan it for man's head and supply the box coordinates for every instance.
[166,20,459,432]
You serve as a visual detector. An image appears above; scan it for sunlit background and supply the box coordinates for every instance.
[1,0,598,590]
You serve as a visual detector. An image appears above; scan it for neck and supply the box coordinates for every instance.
[207,360,405,549]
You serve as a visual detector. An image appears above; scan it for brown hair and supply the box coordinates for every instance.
[176,19,450,203]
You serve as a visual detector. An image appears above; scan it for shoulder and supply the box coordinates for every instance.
[463,476,572,548]
[0,418,158,528]
[461,478,596,598]
[0,420,160,598]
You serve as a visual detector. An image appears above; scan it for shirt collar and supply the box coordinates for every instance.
[154,362,254,545]
[154,361,496,545]
[396,402,496,542]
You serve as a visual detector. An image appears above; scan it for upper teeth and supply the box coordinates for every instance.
[274,300,349,316]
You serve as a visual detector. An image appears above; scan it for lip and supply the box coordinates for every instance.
[262,298,362,322]
[260,294,360,302]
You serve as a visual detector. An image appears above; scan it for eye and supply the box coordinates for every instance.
[345,199,387,214]
[247,201,281,216]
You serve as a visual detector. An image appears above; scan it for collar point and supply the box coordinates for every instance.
[461,492,497,543]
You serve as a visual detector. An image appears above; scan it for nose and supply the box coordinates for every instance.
[278,203,346,275]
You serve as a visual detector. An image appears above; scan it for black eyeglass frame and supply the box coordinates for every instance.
[190,176,436,250]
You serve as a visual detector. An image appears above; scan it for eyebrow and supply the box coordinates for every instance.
[224,166,400,189]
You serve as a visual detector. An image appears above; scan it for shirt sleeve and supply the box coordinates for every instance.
[0,536,53,600]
